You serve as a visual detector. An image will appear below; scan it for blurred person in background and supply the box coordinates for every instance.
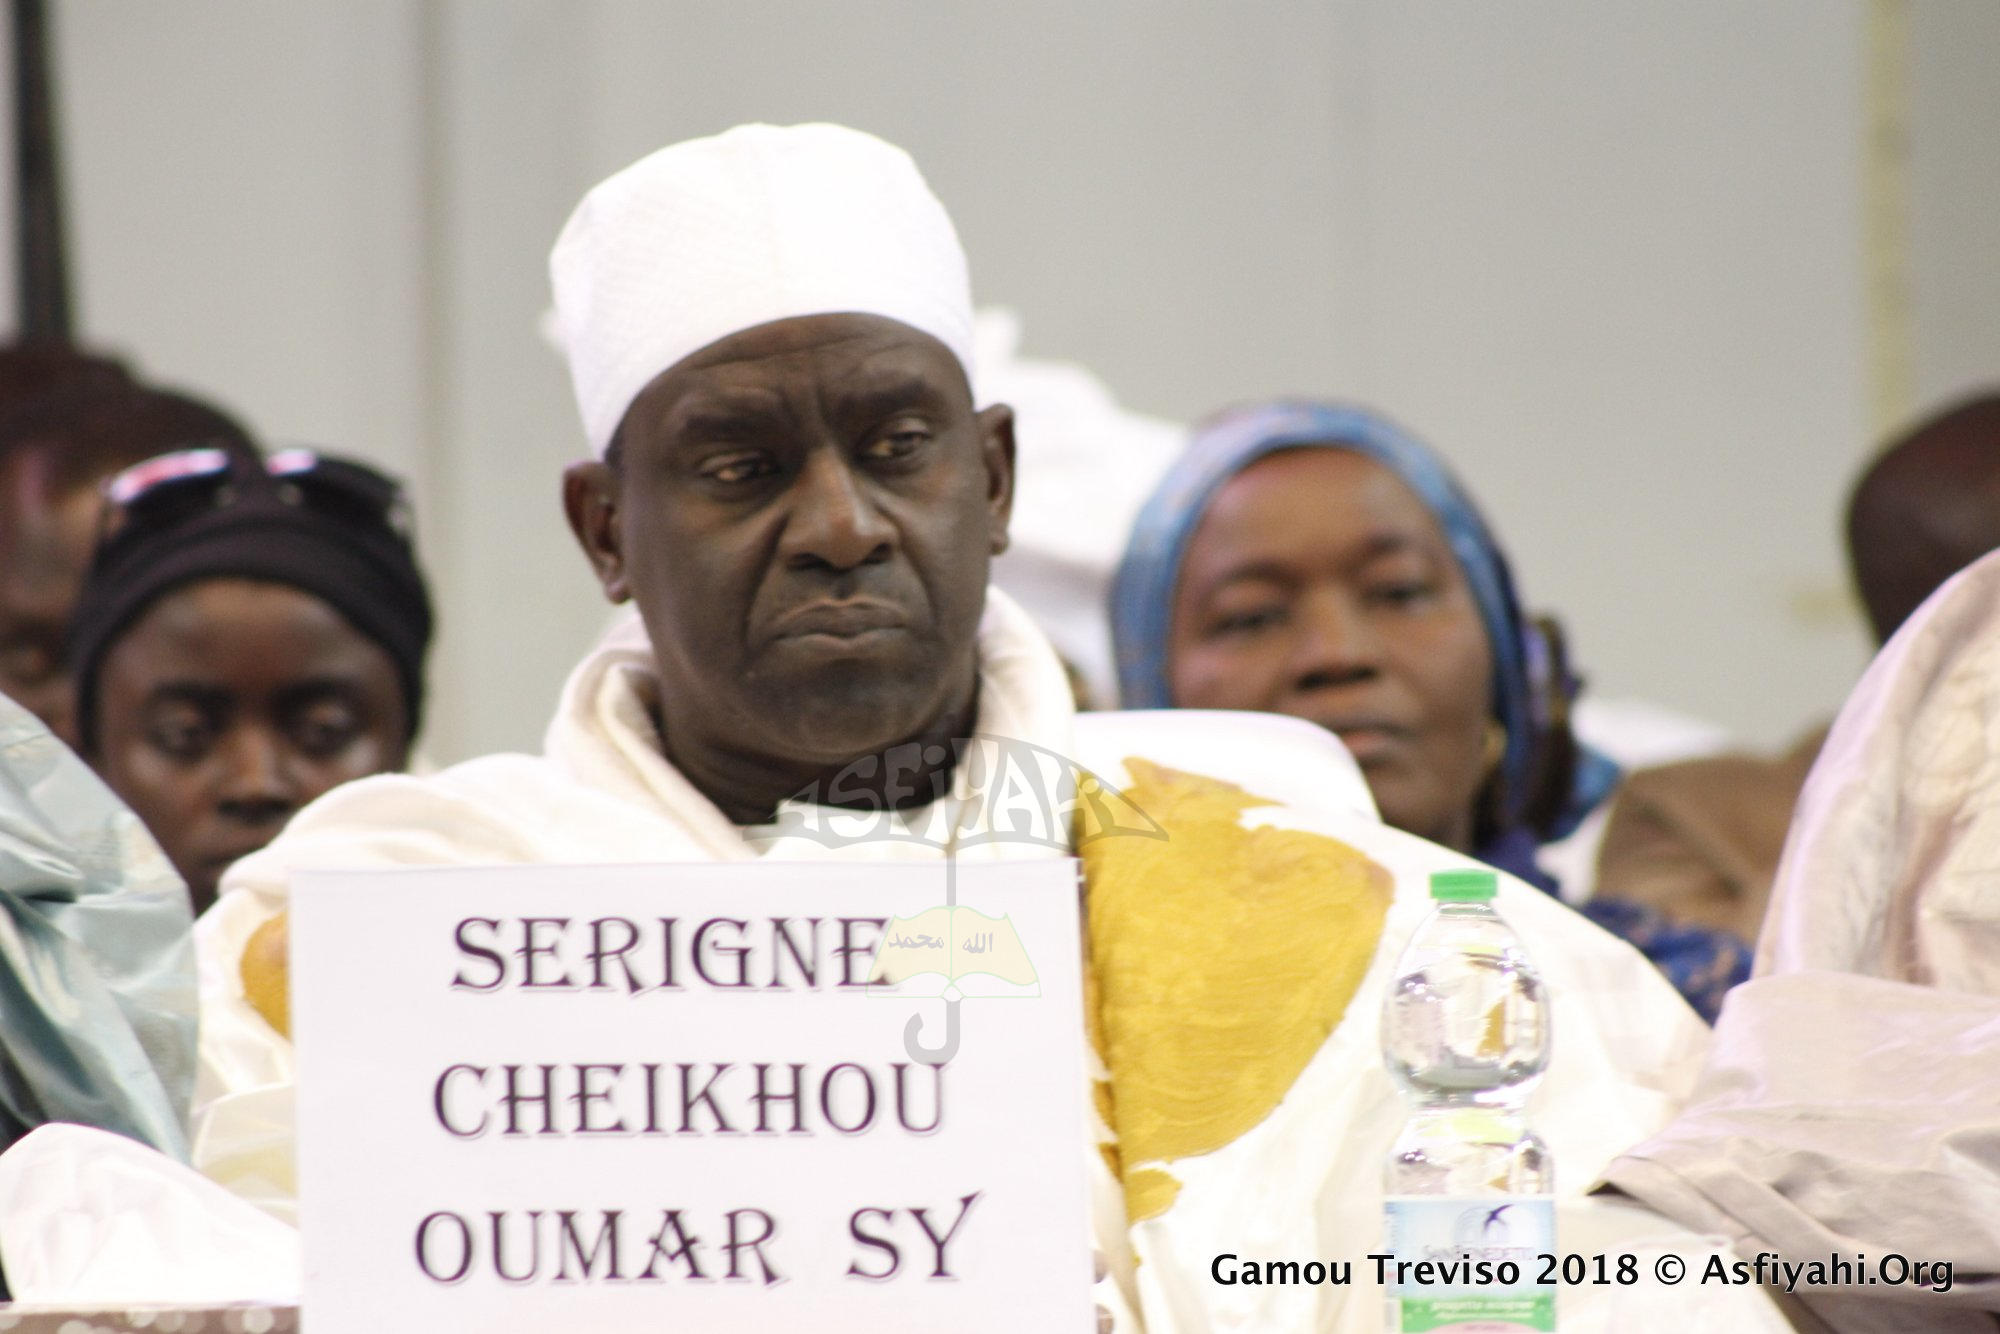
[0,341,128,404]
[1111,400,1749,1020]
[0,687,194,1165]
[0,374,253,741]
[65,446,432,915]
[1594,391,2000,949]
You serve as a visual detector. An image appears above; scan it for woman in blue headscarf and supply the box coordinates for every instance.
[1111,401,1746,1020]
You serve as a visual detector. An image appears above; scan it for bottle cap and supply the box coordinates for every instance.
[1430,869,1497,901]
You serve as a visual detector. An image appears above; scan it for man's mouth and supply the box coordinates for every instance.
[772,600,907,640]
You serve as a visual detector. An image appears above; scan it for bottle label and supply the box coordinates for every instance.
[1382,1195,1555,1332]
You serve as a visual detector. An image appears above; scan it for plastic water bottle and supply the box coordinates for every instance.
[1380,868,1556,1332]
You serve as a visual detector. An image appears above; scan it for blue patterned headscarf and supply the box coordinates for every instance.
[1109,400,1618,850]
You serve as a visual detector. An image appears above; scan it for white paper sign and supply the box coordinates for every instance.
[291,859,1093,1332]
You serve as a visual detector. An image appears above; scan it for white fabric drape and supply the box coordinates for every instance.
[1608,549,2000,1332]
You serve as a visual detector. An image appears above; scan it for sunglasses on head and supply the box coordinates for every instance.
[98,445,414,545]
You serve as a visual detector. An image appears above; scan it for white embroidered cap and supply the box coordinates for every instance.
[549,122,976,457]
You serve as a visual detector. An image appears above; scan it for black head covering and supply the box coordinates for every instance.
[67,449,433,752]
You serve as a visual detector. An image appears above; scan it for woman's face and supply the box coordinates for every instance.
[1167,448,1493,850]
[91,578,409,914]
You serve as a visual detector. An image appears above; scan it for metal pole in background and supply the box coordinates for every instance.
[13,0,71,341]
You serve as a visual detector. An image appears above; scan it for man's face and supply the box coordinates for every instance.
[0,449,101,739]
[565,313,1013,804]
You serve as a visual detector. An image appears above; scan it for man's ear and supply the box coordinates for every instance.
[976,402,1016,556]
[562,460,632,603]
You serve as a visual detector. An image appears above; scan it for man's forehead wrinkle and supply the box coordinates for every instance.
[855,322,970,391]
[662,380,796,439]
[810,337,967,423]
[676,357,948,443]
[816,370,945,431]
[828,344,955,397]
[634,340,799,439]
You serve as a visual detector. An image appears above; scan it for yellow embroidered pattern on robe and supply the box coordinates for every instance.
[1080,758,1391,1222]
[241,910,292,1039]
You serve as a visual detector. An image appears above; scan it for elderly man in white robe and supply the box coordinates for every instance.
[175,125,1782,1332]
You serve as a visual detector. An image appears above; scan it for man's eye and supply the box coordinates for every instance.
[697,453,775,485]
[862,427,933,462]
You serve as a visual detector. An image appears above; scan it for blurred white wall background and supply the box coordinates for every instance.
[5,0,1995,762]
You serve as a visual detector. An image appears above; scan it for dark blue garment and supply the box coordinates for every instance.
[1576,899,1752,1024]
[1479,824,1750,1023]
[1473,824,1558,894]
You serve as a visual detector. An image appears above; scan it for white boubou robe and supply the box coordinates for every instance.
[180,590,1783,1332]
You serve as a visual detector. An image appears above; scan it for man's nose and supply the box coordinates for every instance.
[214,727,302,822]
[779,449,895,573]
[1290,588,1381,691]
